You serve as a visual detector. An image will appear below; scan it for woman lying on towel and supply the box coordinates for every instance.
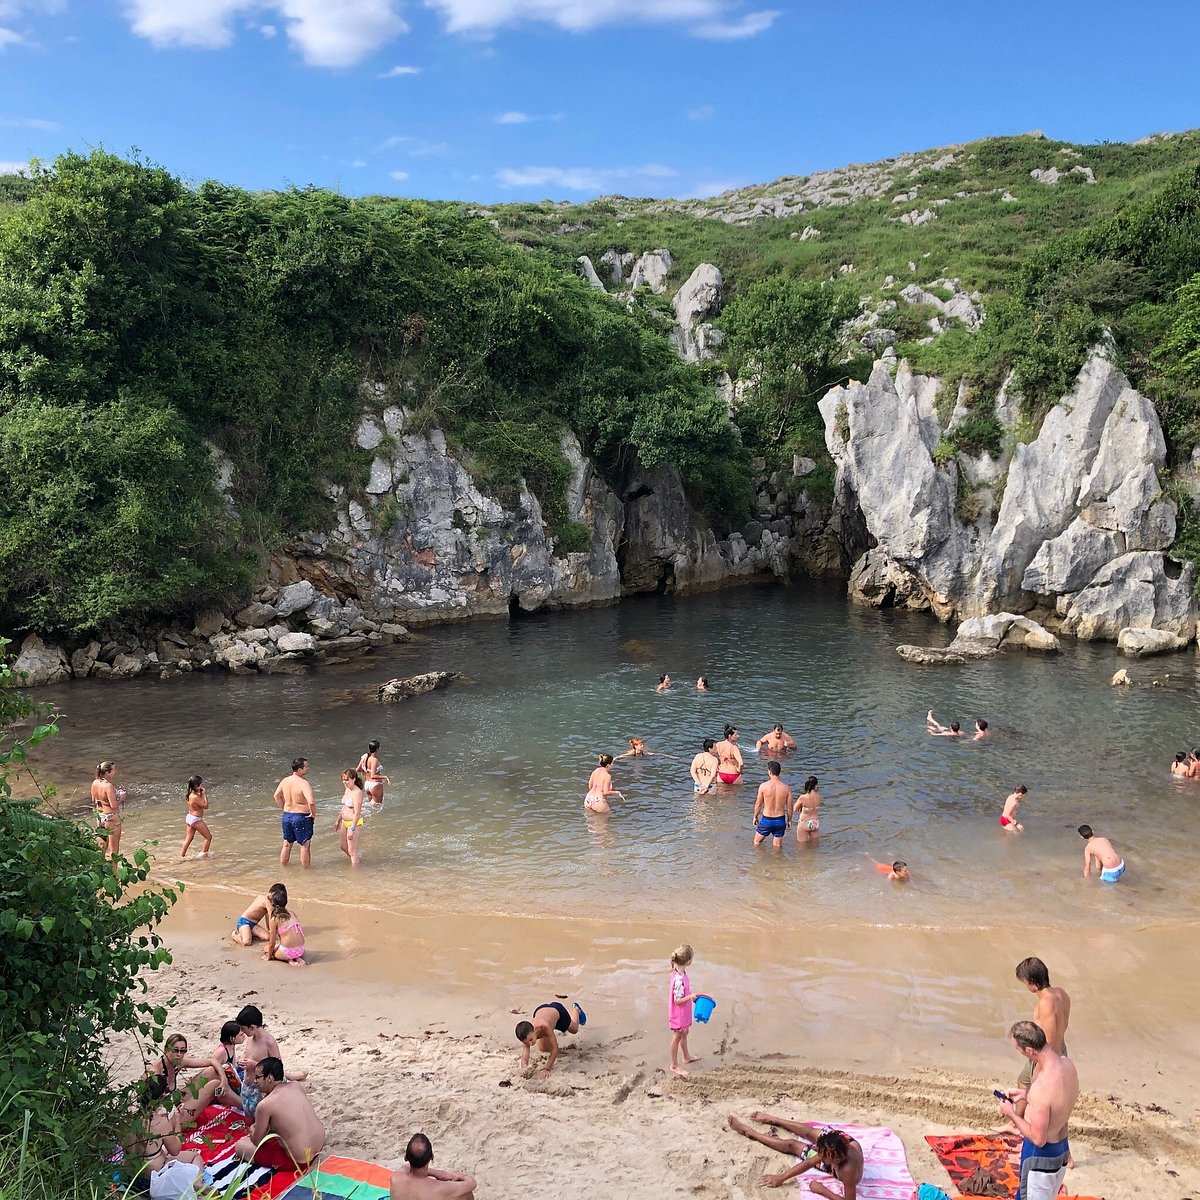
[728,1113,864,1196]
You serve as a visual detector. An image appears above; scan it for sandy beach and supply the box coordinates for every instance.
[117,883,1200,1200]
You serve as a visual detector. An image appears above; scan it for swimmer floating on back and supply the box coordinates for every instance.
[584,754,624,814]
[927,709,963,737]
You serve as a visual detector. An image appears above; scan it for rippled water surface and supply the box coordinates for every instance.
[32,583,1200,930]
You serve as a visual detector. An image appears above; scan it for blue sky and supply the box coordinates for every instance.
[1,1,1199,203]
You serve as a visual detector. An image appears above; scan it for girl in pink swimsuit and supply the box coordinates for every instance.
[669,944,703,1076]
[263,897,306,967]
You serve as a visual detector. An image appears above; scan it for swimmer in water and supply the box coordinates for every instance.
[753,761,792,849]
[714,725,744,784]
[871,858,911,881]
[1000,785,1027,832]
[974,719,990,741]
[356,739,392,807]
[927,709,963,737]
[696,676,710,692]
[1172,752,1191,777]
[690,739,720,795]
[615,738,653,759]
[1079,824,1124,882]
[754,724,796,755]
[180,775,213,859]
[585,754,624,814]
[794,776,820,843]
[656,674,672,692]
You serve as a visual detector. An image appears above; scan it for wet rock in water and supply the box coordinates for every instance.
[1061,552,1197,640]
[955,612,1060,652]
[897,644,974,665]
[1110,668,1132,687]
[70,640,102,679]
[377,671,464,702]
[1117,627,1187,657]
[276,631,318,654]
[13,634,71,685]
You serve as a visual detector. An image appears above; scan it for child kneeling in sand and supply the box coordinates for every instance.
[263,894,307,966]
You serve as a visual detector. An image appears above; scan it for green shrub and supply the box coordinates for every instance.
[949,410,1005,457]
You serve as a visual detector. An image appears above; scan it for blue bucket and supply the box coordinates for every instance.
[693,995,716,1023]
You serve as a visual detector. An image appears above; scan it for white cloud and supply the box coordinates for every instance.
[123,0,407,66]
[0,115,59,129]
[695,8,777,38]
[407,141,448,157]
[378,63,420,75]
[496,162,676,193]
[495,110,531,124]
[258,22,277,35]
[0,26,21,47]
[389,169,409,180]
[687,105,713,121]
[351,158,366,168]
[0,160,29,173]
[426,0,778,38]
[679,178,745,199]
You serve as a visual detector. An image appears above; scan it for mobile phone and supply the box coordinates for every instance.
[993,1089,1009,1101]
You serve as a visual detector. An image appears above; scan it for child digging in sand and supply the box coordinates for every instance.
[669,944,705,1076]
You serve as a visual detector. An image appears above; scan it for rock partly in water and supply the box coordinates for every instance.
[1110,668,1132,687]
[377,671,464,702]
[13,634,70,685]
[1116,627,1187,657]
[1061,553,1197,640]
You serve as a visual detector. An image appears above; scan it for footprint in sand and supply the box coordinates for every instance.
[612,1070,644,1105]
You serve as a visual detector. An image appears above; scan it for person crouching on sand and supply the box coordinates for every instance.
[180,775,212,860]
[232,883,286,946]
[516,999,586,1078]
[263,894,307,966]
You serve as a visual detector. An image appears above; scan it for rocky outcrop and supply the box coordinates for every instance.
[898,612,1059,664]
[627,249,672,294]
[1117,627,1186,657]
[13,634,70,686]
[669,263,724,364]
[825,345,1192,645]
[378,671,463,702]
[577,255,606,291]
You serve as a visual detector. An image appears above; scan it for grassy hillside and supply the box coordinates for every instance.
[487,131,1200,302]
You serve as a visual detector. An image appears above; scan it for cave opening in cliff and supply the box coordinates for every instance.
[508,592,522,619]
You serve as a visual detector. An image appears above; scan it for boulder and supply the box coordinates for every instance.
[276,631,318,654]
[212,639,263,671]
[70,640,102,679]
[848,548,929,610]
[111,651,150,678]
[193,608,225,638]
[577,255,607,292]
[1110,668,1132,686]
[672,263,722,329]
[377,671,464,702]
[1117,627,1187,657]
[355,414,384,451]
[896,643,985,664]
[13,634,70,686]
[599,248,626,286]
[234,600,278,627]
[953,612,1059,652]
[627,249,672,294]
[274,580,317,618]
[366,457,394,495]
[1061,553,1197,640]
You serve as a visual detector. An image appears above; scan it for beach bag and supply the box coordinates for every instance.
[149,1159,201,1200]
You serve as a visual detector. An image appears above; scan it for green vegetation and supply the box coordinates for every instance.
[0,639,177,1197]
[0,151,747,635]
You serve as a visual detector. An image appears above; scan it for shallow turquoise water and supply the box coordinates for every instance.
[34,582,1200,930]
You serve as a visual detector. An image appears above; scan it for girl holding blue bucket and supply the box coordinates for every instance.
[669,944,712,1076]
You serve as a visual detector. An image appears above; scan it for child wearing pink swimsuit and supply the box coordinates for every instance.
[668,944,701,1076]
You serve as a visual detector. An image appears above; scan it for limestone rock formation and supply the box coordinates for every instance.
[13,634,70,686]
[378,671,463,702]
[670,263,723,363]
[1117,627,1187,657]
[627,249,672,294]
[1060,553,1197,640]
[577,255,607,292]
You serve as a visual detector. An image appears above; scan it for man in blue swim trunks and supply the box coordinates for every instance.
[274,757,316,869]
[1078,825,1125,883]
[515,1000,585,1078]
[997,1020,1078,1200]
[753,760,792,849]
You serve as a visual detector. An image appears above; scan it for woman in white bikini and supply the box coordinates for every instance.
[356,739,392,807]
[794,776,821,843]
[179,775,213,859]
[585,754,625,814]
[334,768,365,867]
[91,760,125,861]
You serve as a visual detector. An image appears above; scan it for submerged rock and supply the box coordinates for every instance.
[377,671,464,702]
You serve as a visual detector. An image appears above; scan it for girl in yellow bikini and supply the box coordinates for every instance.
[334,768,365,867]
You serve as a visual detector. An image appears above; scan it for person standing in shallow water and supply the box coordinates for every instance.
[690,739,720,795]
[753,761,792,849]
[274,757,316,869]
[91,760,125,862]
[356,739,391,807]
[335,769,365,866]
[180,775,213,859]
[794,777,821,844]
[714,725,744,784]
[585,754,623,814]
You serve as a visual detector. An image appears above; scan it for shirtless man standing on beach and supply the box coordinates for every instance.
[690,739,720,795]
[998,1021,1078,1200]
[275,757,316,869]
[515,1000,585,1078]
[233,1057,325,1173]
[1014,958,1070,1111]
[1079,824,1125,882]
[390,1134,476,1200]
[753,761,792,848]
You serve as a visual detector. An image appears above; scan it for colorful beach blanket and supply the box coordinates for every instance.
[924,1132,1102,1200]
[180,1104,300,1199]
[796,1123,915,1198]
[277,1155,393,1199]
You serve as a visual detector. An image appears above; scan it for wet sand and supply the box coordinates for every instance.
[123,882,1200,1198]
